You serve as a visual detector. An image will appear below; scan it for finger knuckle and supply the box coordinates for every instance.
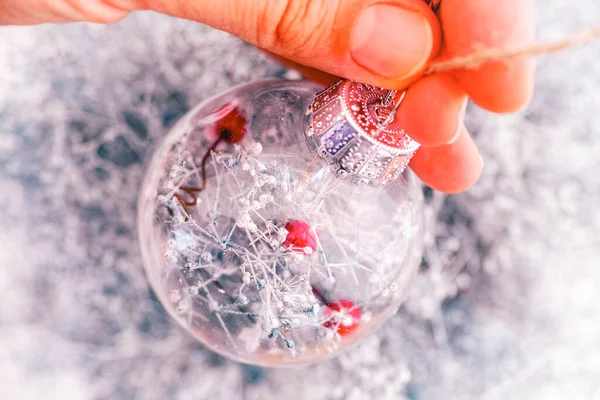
[258,0,340,56]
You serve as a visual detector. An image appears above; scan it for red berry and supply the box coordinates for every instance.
[323,299,362,336]
[213,103,247,143]
[282,220,317,254]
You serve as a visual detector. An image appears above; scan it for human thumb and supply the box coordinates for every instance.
[142,0,442,89]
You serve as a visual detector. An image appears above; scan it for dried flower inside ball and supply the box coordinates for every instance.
[323,299,362,336]
[212,103,247,143]
[282,220,318,254]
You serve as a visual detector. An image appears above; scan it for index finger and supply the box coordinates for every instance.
[439,0,536,113]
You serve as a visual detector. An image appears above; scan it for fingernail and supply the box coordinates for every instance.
[351,4,433,79]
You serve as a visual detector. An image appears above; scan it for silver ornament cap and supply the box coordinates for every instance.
[305,80,420,186]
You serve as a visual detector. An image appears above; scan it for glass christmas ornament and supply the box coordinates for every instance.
[138,79,425,366]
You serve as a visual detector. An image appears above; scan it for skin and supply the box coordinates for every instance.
[0,0,536,193]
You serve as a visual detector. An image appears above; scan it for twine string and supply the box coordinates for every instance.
[425,27,600,75]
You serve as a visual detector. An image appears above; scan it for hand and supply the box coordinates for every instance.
[0,0,535,193]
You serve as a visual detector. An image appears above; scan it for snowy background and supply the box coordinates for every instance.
[1,2,600,399]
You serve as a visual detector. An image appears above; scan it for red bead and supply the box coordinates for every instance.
[323,299,362,336]
[213,103,247,143]
[282,220,317,253]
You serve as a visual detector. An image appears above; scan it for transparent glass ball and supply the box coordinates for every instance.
[138,79,425,366]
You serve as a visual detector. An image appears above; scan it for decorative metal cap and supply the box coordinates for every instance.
[306,80,420,186]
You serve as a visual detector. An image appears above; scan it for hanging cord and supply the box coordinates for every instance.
[426,27,600,75]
